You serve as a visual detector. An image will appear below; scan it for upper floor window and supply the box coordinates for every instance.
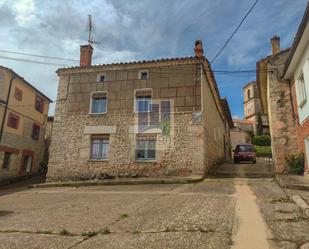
[297,73,307,108]
[135,89,152,112]
[247,89,251,100]
[97,72,107,82]
[35,95,44,113]
[7,113,19,129]
[90,91,107,114]
[14,87,23,101]
[139,70,148,80]
[31,123,40,140]
[90,135,109,159]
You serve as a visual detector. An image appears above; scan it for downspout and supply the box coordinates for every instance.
[0,73,16,143]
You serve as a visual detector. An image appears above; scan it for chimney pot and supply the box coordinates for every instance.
[194,40,204,58]
[80,45,93,67]
[271,36,280,55]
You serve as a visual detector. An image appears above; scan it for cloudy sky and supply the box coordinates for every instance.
[0,0,307,117]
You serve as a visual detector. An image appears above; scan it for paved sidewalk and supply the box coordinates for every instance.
[214,158,274,178]
[276,174,309,191]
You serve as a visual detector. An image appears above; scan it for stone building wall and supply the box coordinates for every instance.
[47,112,204,181]
[201,69,226,173]
[267,51,298,172]
[47,59,227,181]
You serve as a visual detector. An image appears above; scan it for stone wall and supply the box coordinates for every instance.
[47,112,204,181]
[267,51,298,172]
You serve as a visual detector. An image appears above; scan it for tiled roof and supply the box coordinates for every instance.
[56,56,200,74]
[0,66,53,102]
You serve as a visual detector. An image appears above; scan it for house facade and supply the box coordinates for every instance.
[47,41,231,181]
[283,3,309,171]
[0,66,52,181]
[256,37,298,172]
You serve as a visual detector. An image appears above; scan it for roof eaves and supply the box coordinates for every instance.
[282,2,309,78]
[0,66,53,103]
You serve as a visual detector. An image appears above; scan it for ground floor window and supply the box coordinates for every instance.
[22,156,32,173]
[2,152,11,169]
[136,135,156,160]
[90,135,109,159]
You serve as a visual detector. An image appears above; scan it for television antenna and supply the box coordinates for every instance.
[87,14,100,46]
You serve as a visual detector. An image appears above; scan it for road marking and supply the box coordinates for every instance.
[231,179,270,249]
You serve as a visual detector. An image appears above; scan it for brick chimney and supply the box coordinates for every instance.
[194,40,204,58]
[80,44,93,67]
[271,36,280,55]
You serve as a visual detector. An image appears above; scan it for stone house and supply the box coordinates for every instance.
[256,37,298,172]
[0,66,52,181]
[283,3,309,171]
[47,41,232,181]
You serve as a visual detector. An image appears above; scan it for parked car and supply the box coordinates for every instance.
[233,143,256,164]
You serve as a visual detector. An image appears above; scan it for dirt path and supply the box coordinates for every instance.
[231,179,270,249]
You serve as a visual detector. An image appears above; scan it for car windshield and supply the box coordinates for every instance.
[238,145,253,152]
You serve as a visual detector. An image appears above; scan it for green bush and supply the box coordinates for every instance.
[285,153,304,175]
[252,135,271,146]
[254,145,272,158]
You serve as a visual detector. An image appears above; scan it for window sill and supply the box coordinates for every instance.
[88,159,109,162]
[88,112,107,116]
[135,159,156,163]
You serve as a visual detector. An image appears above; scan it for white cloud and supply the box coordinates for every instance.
[13,0,36,26]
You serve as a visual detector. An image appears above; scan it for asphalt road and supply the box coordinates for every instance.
[0,162,306,249]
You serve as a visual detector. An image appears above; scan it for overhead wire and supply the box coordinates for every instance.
[210,0,260,64]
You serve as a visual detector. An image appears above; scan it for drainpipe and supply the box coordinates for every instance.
[0,73,16,143]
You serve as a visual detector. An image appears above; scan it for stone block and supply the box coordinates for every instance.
[84,125,117,134]
[160,88,176,98]
[107,71,117,81]
[109,100,121,110]
[117,71,127,81]
[175,97,185,107]
[80,83,91,93]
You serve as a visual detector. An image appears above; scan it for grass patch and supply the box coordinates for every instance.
[100,227,111,235]
[59,229,72,236]
[81,231,98,237]
[120,213,129,219]
[254,145,272,158]
[37,230,53,234]
[132,229,140,235]
[270,198,292,204]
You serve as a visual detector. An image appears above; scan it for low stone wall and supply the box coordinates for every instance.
[47,112,205,181]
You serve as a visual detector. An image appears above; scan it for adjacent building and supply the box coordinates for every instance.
[283,3,309,171]
[47,41,232,181]
[0,66,52,181]
[256,37,298,172]
[243,81,268,134]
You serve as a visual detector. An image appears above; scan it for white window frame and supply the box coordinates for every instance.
[90,135,109,160]
[134,88,153,113]
[135,135,156,161]
[297,72,307,108]
[97,72,107,82]
[89,91,108,115]
[138,70,149,80]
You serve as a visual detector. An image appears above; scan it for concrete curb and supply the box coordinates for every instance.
[0,172,43,187]
[29,176,204,188]
[291,195,309,218]
[275,175,309,191]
